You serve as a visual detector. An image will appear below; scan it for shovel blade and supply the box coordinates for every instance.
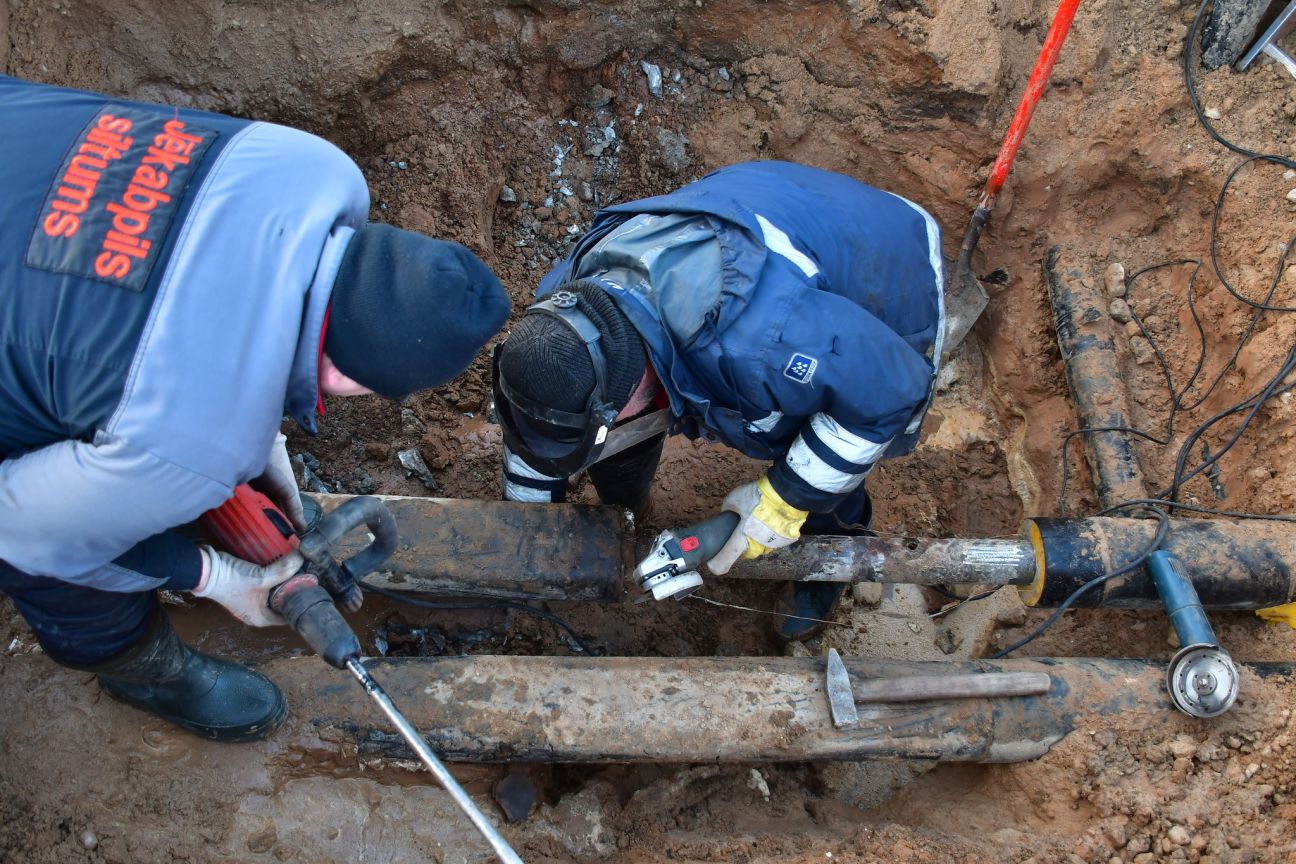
[942,257,989,355]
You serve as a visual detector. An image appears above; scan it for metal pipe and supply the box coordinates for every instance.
[316,494,628,602]
[310,495,1296,611]
[1044,246,1149,508]
[347,658,524,864]
[732,535,1037,585]
[1022,516,1296,609]
[278,656,1293,765]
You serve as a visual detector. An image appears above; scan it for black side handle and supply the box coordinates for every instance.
[298,496,399,594]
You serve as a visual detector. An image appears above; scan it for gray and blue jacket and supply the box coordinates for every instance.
[509,161,944,513]
[0,75,369,592]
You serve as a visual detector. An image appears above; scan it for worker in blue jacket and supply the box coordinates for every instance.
[493,161,945,641]
[0,76,510,741]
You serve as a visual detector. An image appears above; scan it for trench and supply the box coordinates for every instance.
[6,0,1296,862]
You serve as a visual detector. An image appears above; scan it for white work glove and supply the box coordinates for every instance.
[193,545,304,627]
[707,476,810,575]
[251,432,307,531]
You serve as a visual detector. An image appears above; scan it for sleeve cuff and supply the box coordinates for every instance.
[110,531,205,591]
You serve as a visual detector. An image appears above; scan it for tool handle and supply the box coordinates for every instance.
[269,573,361,669]
[677,511,741,571]
[981,0,1082,202]
[298,496,399,602]
[852,672,1053,703]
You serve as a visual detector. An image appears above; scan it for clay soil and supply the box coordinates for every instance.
[4,0,1296,862]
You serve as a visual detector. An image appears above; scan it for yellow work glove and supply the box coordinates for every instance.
[706,475,810,575]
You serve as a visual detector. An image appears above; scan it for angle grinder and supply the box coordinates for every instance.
[1147,550,1239,719]
[634,511,740,601]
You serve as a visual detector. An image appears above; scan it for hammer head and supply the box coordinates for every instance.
[825,648,859,729]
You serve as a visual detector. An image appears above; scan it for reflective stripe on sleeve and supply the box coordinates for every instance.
[503,448,567,503]
[783,414,889,495]
[754,214,819,278]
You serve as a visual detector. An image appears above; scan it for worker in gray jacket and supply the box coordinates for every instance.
[0,76,510,741]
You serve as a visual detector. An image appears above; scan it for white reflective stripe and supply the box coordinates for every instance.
[502,447,563,504]
[784,436,871,495]
[880,190,945,434]
[745,410,784,434]
[809,413,891,467]
[504,478,555,504]
[754,214,819,278]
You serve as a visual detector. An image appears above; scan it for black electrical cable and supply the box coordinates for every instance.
[990,505,1169,658]
[1098,498,1296,523]
[359,581,597,655]
[1208,158,1296,313]
[1007,16,1296,657]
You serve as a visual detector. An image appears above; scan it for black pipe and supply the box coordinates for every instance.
[1023,516,1296,608]
[1045,246,1149,508]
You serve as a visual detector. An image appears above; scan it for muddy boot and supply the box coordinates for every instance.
[772,487,868,642]
[772,581,846,643]
[81,607,287,743]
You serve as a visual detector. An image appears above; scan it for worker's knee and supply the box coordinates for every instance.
[0,561,157,666]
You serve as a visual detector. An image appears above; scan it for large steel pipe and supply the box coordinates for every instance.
[314,495,1296,611]
[276,655,1293,764]
[1022,516,1296,609]
[317,494,629,602]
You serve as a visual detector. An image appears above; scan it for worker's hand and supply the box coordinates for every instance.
[251,432,307,532]
[706,475,809,575]
[193,545,304,627]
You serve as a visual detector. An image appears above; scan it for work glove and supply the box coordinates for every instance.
[706,475,809,575]
[251,432,307,532]
[193,545,304,627]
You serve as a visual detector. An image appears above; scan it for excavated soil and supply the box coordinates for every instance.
[4,0,1296,861]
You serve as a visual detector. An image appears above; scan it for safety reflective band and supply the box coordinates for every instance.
[502,448,567,503]
[784,413,890,494]
[753,214,819,278]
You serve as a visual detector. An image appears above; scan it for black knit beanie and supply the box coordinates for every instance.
[325,224,511,400]
[499,280,647,420]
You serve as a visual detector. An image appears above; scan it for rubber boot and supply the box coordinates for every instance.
[774,581,847,643]
[79,607,287,743]
[772,488,871,643]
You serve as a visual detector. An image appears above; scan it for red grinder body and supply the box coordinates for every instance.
[198,484,299,566]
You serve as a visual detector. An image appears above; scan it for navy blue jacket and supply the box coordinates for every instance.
[537,161,946,512]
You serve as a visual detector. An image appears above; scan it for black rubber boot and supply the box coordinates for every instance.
[774,581,847,643]
[78,607,287,743]
[773,488,872,643]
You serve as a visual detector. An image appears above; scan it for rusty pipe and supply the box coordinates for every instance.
[278,655,1292,764]
[1044,246,1150,508]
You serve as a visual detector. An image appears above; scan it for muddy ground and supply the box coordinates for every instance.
[4,0,1296,861]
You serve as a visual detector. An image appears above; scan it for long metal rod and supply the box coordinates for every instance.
[852,672,1052,703]
[346,658,524,864]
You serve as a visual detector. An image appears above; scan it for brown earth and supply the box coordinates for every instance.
[4,0,1296,861]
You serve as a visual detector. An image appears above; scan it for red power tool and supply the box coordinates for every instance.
[198,487,524,862]
[199,485,396,666]
[200,484,300,565]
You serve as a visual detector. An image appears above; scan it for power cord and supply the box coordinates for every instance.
[998,12,1296,655]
